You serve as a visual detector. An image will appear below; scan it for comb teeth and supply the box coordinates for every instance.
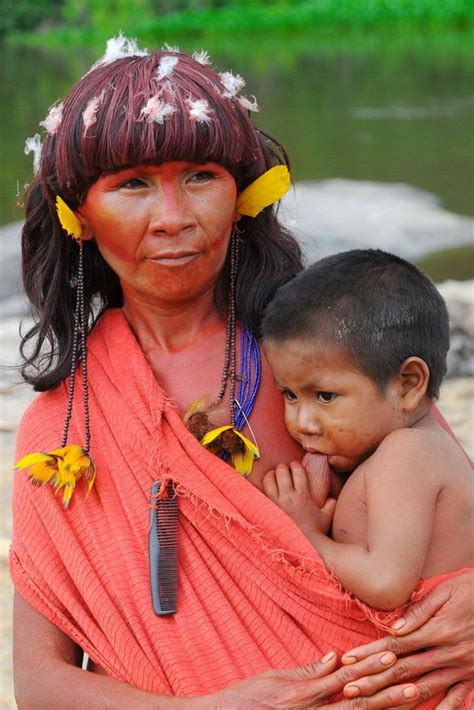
[149,481,179,615]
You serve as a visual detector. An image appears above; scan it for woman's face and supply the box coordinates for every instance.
[78,161,238,306]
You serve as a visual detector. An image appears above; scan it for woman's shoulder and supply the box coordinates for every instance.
[16,386,67,460]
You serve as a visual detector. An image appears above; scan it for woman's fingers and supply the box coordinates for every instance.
[343,626,472,673]
[414,669,473,707]
[342,648,465,697]
[342,623,456,663]
[289,650,340,680]
[220,652,421,709]
[327,683,420,709]
[341,627,439,663]
[342,571,474,665]
[300,652,399,699]
[344,665,471,708]
[217,651,340,708]
[342,634,421,665]
[283,651,419,707]
[435,680,474,709]
[390,583,452,636]
[391,572,474,638]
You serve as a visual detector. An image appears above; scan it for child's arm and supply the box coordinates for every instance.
[264,431,443,611]
[309,431,444,610]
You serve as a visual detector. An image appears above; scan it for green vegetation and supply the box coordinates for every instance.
[0,0,61,37]
[416,246,474,282]
[3,0,474,44]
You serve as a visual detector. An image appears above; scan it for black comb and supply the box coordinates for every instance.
[148,480,179,615]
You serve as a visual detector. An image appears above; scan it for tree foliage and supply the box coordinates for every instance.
[0,0,63,37]
[2,0,474,39]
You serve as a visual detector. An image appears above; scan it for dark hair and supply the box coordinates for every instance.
[21,49,302,391]
[262,249,449,398]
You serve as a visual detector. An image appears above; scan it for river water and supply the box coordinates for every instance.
[1,29,473,226]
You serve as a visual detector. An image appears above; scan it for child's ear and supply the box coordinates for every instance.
[397,357,430,412]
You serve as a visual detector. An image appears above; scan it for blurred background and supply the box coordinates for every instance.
[1,2,473,706]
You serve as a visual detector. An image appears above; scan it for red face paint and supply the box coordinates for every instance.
[79,161,238,306]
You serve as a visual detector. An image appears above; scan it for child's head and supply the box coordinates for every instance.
[262,249,450,472]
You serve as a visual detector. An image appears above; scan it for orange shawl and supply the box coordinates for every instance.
[10,310,463,705]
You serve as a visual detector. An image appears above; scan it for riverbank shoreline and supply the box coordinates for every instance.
[6,1,474,49]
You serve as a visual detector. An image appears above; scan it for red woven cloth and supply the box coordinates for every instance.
[10,309,468,705]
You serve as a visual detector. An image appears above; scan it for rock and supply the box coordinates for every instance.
[0,221,23,305]
[437,280,474,378]
[437,280,474,337]
[281,180,474,263]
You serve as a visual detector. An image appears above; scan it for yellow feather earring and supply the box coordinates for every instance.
[235,165,291,218]
[55,195,83,240]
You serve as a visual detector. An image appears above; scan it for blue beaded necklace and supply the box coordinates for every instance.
[234,325,261,431]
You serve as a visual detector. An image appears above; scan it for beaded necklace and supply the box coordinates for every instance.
[235,326,261,431]
[184,230,261,475]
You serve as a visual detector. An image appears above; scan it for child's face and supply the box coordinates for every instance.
[263,337,404,473]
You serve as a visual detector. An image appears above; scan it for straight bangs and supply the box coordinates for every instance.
[46,52,267,206]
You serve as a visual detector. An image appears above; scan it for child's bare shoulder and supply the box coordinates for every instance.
[364,419,471,486]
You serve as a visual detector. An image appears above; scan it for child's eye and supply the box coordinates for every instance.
[282,389,297,402]
[317,392,337,403]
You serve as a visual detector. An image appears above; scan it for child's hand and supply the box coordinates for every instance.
[262,462,336,536]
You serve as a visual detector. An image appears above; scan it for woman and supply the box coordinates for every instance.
[11,39,473,708]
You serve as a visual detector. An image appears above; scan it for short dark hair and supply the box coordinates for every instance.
[262,249,449,398]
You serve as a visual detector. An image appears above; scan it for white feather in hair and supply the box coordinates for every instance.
[156,56,179,81]
[238,95,259,112]
[96,32,148,66]
[219,71,245,97]
[140,95,176,124]
[187,98,212,123]
[83,92,105,135]
[192,50,211,66]
[24,134,42,174]
[162,43,180,53]
[39,102,63,134]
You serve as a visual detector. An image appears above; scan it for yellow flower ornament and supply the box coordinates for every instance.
[235,165,291,218]
[15,445,96,508]
[201,425,260,477]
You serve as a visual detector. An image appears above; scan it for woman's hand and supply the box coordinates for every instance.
[204,651,421,709]
[339,571,474,708]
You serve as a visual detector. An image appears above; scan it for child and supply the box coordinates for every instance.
[261,249,474,611]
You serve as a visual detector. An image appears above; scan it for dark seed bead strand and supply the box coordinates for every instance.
[61,243,83,448]
[211,227,239,412]
[78,243,91,453]
[228,229,239,426]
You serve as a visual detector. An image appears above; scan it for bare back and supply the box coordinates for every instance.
[333,411,474,581]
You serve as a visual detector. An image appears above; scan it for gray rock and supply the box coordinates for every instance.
[438,280,474,378]
[281,179,474,263]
